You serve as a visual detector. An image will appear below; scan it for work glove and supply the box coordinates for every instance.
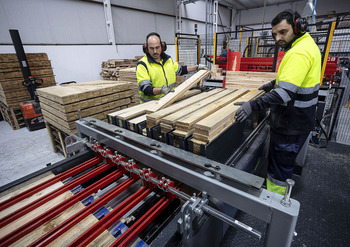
[198,64,209,70]
[161,85,175,95]
[258,79,276,92]
[234,101,252,122]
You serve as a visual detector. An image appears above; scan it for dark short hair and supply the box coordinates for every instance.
[271,10,301,27]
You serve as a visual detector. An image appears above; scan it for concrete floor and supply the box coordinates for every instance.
[0,120,64,187]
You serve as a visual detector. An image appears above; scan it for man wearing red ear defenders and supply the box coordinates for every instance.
[137,32,207,103]
[235,10,321,195]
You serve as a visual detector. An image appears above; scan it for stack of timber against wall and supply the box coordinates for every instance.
[0,53,56,107]
[100,58,139,81]
[37,80,135,135]
[0,53,56,129]
[225,71,276,90]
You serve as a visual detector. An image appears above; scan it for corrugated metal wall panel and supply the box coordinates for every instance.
[0,0,108,44]
[112,7,175,45]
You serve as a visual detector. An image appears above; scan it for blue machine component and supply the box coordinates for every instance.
[93,206,110,220]
[82,195,94,206]
[134,240,149,247]
[110,221,128,239]
[71,185,83,194]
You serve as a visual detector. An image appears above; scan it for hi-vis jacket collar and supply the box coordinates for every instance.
[284,32,306,52]
[146,52,171,64]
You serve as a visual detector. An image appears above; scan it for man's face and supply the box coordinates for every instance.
[272,19,297,48]
[147,35,162,61]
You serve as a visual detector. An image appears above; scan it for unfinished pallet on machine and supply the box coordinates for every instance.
[37,80,135,134]
[191,89,264,152]
[107,70,210,126]
[172,89,249,138]
[225,71,277,90]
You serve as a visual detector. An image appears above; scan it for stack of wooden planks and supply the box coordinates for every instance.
[225,71,276,90]
[37,80,136,135]
[0,53,56,108]
[100,58,139,80]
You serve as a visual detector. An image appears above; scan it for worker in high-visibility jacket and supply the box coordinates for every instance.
[136,32,207,103]
[235,9,321,195]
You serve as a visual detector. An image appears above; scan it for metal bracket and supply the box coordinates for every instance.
[65,134,87,155]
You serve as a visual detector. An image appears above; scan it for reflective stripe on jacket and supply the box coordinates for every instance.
[271,33,321,135]
[136,53,179,103]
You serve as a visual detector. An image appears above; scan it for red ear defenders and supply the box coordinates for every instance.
[143,32,167,54]
[283,9,308,35]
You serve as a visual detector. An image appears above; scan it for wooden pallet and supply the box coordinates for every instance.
[0,102,25,130]
[45,122,69,157]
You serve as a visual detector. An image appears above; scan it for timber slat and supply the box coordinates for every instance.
[173,89,249,138]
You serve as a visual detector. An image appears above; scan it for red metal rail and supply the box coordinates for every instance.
[28,177,137,246]
[0,162,111,229]
[0,156,101,212]
[0,169,123,247]
[67,186,152,246]
[111,197,170,247]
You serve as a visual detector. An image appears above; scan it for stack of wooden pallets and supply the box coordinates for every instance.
[0,53,56,129]
[37,80,136,136]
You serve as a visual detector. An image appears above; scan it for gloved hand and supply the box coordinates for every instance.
[258,79,276,92]
[234,101,252,122]
[198,64,208,70]
[161,86,175,95]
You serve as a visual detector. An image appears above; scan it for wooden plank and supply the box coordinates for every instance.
[1,186,73,239]
[146,70,210,113]
[173,89,249,137]
[11,199,85,246]
[0,172,55,203]
[160,89,231,133]
[193,89,264,143]
[45,122,58,153]
[128,114,147,131]
[146,89,223,128]
[0,182,63,220]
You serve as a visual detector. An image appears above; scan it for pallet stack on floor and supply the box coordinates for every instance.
[0,53,56,130]
[37,81,136,156]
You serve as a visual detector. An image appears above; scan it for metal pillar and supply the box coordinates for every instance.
[103,0,116,45]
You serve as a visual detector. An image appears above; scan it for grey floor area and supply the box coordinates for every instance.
[221,142,350,247]
[0,120,64,187]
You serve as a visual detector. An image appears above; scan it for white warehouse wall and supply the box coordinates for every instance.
[0,0,205,83]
